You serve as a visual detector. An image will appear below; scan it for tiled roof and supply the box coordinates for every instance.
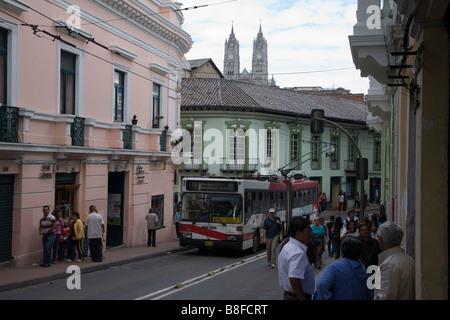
[181,78,368,123]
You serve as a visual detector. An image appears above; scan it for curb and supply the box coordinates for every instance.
[0,245,193,293]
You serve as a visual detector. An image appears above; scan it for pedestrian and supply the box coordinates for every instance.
[369,220,380,240]
[313,236,371,300]
[263,208,281,268]
[322,193,327,211]
[318,192,323,215]
[354,192,360,208]
[374,221,415,300]
[326,215,335,257]
[344,209,359,228]
[343,192,347,211]
[340,220,359,240]
[311,217,326,269]
[338,191,344,211]
[71,211,85,262]
[85,204,105,262]
[358,223,380,269]
[146,208,159,247]
[277,216,315,300]
[51,208,63,264]
[58,225,70,262]
[331,216,343,259]
[38,205,57,267]
[83,205,96,257]
[173,205,181,239]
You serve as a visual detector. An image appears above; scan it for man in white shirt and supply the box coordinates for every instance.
[277,216,315,300]
[374,221,415,300]
[85,205,105,262]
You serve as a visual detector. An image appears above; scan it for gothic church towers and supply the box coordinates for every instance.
[223,23,270,86]
[224,25,240,80]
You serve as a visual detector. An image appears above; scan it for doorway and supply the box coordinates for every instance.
[107,172,124,247]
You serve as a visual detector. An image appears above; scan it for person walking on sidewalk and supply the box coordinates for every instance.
[146,208,159,247]
[263,208,281,268]
[39,205,56,267]
[311,217,326,269]
[71,211,85,262]
[85,205,105,262]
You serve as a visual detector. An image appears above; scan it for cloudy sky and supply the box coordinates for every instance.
[179,0,369,94]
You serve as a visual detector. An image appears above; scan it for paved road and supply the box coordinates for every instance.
[0,245,335,300]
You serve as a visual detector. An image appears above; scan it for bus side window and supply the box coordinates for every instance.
[245,191,252,215]
[280,191,285,210]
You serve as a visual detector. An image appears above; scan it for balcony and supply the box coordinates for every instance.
[345,160,356,172]
[71,116,85,146]
[0,105,19,143]
[220,158,258,173]
[180,157,209,172]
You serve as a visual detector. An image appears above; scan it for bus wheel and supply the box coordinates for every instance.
[252,231,260,253]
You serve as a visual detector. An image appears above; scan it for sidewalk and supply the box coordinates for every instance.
[0,239,189,293]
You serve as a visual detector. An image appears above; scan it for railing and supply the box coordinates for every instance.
[180,157,209,172]
[344,160,356,171]
[71,116,85,146]
[0,105,19,143]
[220,158,258,172]
[123,124,132,149]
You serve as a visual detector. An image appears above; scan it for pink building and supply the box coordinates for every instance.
[0,0,192,266]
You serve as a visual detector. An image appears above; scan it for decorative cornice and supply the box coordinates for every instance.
[96,0,192,54]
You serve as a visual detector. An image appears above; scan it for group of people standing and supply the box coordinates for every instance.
[39,204,105,267]
[263,207,415,300]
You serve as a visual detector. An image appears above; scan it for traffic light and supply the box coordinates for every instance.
[356,158,368,180]
[310,109,324,134]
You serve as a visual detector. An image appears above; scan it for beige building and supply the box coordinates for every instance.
[349,0,449,299]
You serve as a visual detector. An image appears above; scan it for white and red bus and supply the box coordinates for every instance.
[179,177,319,251]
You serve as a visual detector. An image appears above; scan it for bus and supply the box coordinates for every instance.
[179,177,319,252]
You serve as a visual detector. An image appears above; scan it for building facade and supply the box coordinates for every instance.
[0,0,192,266]
[349,0,449,299]
[179,77,380,210]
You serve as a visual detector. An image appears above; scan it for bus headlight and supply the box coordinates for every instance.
[182,233,192,239]
[226,235,237,241]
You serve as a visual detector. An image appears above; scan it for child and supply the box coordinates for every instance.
[58,226,70,262]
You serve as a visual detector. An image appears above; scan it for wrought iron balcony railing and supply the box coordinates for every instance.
[0,105,19,143]
[220,158,258,173]
[71,116,85,146]
[123,124,133,149]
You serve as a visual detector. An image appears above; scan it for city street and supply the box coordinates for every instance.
[0,245,335,300]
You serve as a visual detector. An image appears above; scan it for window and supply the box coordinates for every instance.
[331,136,339,170]
[266,130,273,159]
[114,70,125,122]
[229,129,245,168]
[152,83,161,128]
[290,133,300,169]
[0,28,7,105]
[311,135,320,170]
[60,51,76,115]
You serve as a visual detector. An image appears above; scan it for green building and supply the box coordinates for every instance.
[179,77,380,209]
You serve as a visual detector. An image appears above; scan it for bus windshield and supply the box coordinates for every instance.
[181,193,243,224]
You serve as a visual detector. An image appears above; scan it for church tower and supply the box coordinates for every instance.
[223,25,240,80]
[251,24,268,85]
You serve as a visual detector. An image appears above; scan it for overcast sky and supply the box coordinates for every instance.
[179,0,369,94]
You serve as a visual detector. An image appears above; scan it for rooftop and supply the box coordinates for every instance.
[181,78,368,124]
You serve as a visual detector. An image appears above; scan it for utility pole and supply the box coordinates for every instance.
[311,109,366,216]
